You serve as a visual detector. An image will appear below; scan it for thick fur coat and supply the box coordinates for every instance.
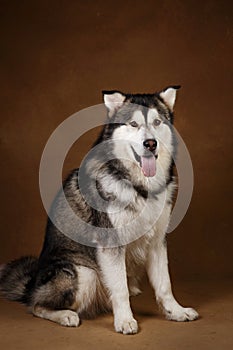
[0,87,198,334]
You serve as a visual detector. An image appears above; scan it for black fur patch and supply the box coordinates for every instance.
[133,184,148,199]
[0,256,38,303]
[105,159,130,181]
[1,89,177,317]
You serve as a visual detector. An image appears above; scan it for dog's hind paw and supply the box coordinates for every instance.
[114,318,138,335]
[165,306,199,322]
[59,310,80,327]
[33,306,81,327]
[129,285,142,297]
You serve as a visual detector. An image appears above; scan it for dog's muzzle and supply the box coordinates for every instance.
[143,139,157,152]
[131,139,158,178]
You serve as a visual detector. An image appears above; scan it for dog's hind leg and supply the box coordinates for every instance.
[31,263,98,327]
[73,265,103,317]
[128,276,142,297]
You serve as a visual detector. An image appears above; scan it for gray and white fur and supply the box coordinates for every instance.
[0,87,198,334]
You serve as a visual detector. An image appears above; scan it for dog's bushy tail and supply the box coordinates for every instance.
[0,256,38,304]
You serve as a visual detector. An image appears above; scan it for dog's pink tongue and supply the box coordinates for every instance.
[141,156,156,177]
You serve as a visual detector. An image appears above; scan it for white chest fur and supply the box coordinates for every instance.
[106,187,169,244]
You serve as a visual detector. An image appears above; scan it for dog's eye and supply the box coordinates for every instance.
[154,119,161,126]
[130,121,138,127]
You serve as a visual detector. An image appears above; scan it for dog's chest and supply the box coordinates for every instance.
[126,233,152,268]
[107,191,166,234]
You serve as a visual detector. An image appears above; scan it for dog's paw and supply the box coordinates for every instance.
[114,318,138,334]
[59,310,80,327]
[165,306,199,322]
[129,285,142,297]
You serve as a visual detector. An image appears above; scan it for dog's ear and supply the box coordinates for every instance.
[159,85,181,111]
[102,90,126,117]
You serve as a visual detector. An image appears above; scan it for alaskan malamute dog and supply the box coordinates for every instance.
[0,87,198,334]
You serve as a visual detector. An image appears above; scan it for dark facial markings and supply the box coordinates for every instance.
[131,106,164,129]
[142,106,148,125]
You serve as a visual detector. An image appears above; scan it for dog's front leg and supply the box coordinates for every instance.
[97,247,138,334]
[146,239,199,321]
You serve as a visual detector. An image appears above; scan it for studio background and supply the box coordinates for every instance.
[1,0,232,279]
[0,1,232,349]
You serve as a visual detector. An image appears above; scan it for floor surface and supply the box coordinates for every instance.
[0,279,232,350]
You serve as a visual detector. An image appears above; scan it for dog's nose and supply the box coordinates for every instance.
[143,139,157,152]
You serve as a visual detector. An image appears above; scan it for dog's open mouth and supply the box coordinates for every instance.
[131,147,158,178]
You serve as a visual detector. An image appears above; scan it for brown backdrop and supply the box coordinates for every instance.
[0,0,232,280]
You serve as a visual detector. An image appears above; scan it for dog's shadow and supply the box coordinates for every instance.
[129,277,233,322]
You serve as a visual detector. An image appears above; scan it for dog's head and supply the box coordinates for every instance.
[102,87,179,178]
